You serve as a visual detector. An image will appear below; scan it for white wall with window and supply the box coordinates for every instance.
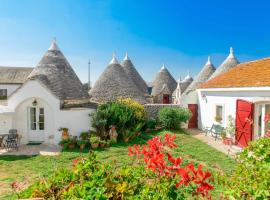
[198,88,270,140]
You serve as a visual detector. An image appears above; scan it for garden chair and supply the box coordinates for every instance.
[205,124,224,141]
[4,129,19,151]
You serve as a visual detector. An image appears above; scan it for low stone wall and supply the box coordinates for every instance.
[144,104,182,119]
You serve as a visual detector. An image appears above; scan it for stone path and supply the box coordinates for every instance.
[186,128,242,158]
[0,144,60,156]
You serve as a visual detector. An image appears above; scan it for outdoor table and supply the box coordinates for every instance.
[0,133,8,147]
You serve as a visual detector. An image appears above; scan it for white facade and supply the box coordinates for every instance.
[0,80,95,145]
[0,84,21,97]
[198,87,270,139]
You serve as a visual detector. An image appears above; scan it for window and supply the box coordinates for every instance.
[0,89,7,100]
[215,105,223,123]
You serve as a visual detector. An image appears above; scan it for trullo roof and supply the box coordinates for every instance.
[28,40,89,100]
[151,64,177,96]
[121,53,149,95]
[209,47,239,79]
[184,56,215,94]
[89,54,147,104]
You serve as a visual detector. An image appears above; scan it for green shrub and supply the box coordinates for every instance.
[18,152,189,199]
[91,99,146,141]
[220,137,270,199]
[144,118,157,130]
[158,107,191,130]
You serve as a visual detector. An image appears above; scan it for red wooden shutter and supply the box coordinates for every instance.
[235,99,254,147]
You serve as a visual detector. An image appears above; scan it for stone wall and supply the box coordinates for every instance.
[144,104,182,119]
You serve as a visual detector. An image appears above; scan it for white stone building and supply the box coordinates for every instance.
[0,41,96,145]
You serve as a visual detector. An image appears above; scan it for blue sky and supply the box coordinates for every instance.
[0,0,270,84]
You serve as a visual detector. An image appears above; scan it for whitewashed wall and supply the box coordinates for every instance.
[7,80,95,145]
[197,88,270,130]
[0,84,21,96]
[181,90,198,107]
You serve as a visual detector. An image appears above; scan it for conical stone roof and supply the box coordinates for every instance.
[121,53,149,95]
[209,47,239,79]
[28,40,89,100]
[184,56,215,94]
[151,65,177,96]
[89,54,147,104]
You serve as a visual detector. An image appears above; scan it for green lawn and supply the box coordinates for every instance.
[0,130,235,199]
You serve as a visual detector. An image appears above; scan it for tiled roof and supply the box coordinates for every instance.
[201,57,270,89]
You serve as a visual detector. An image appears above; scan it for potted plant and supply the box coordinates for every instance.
[59,139,69,149]
[77,140,88,150]
[58,127,69,140]
[99,140,106,148]
[89,136,100,149]
[80,131,89,140]
[225,115,236,144]
[68,136,77,149]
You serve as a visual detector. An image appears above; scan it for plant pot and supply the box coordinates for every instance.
[68,143,75,149]
[91,143,99,149]
[62,130,69,140]
[80,144,86,150]
[100,143,105,148]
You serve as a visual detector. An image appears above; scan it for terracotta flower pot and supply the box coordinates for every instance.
[91,143,99,149]
[80,144,86,150]
[62,130,69,140]
[68,143,75,149]
[100,143,105,148]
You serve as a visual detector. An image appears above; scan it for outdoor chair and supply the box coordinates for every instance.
[205,124,224,141]
[4,129,19,151]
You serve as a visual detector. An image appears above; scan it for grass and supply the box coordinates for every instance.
[0,130,235,199]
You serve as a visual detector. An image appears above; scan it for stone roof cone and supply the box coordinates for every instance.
[28,39,89,100]
[121,52,149,95]
[183,56,215,94]
[209,47,239,79]
[89,53,147,104]
[151,64,177,96]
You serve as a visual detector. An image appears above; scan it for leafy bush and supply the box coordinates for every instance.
[220,137,270,199]
[144,118,157,130]
[91,98,146,141]
[158,107,191,130]
[18,135,214,199]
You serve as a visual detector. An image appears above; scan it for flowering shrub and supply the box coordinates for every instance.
[128,134,214,197]
[158,107,191,130]
[220,137,270,199]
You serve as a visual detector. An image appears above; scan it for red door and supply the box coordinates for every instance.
[235,99,254,147]
[163,94,170,104]
[188,104,198,128]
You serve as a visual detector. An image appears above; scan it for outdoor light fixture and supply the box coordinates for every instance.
[32,99,37,106]
[202,94,207,103]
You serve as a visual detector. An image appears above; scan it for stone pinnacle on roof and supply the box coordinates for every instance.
[90,55,147,104]
[121,53,149,95]
[151,64,177,96]
[183,70,193,82]
[110,52,119,64]
[124,52,130,61]
[161,64,166,71]
[183,56,216,94]
[28,40,89,100]
[48,37,60,51]
[209,47,239,79]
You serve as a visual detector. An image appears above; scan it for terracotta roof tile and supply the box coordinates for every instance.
[201,57,270,89]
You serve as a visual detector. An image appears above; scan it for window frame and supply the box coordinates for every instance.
[0,89,7,100]
[215,104,225,123]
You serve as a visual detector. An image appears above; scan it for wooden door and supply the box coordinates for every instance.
[188,104,198,128]
[235,99,254,147]
[163,94,170,104]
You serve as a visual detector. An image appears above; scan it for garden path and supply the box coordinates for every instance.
[186,129,242,158]
[0,144,60,156]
